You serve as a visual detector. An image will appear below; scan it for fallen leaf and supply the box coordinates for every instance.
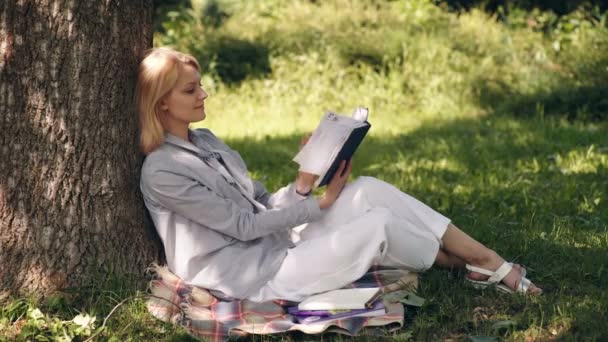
[399,293,425,307]
[491,320,516,332]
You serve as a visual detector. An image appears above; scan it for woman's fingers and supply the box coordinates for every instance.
[320,160,353,209]
[330,160,349,189]
[343,159,353,178]
[337,159,353,179]
[336,160,346,176]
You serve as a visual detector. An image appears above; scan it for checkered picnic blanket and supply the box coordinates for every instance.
[146,264,418,341]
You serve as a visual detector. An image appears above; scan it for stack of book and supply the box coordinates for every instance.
[288,287,386,324]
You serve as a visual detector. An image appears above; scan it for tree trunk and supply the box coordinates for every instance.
[0,0,161,295]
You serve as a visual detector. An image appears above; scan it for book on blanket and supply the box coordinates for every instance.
[293,107,371,187]
[297,287,382,311]
[289,299,386,324]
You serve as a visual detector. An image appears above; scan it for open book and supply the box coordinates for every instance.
[293,107,371,187]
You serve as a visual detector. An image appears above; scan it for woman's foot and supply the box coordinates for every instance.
[467,263,542,294]
[439,224,542,294]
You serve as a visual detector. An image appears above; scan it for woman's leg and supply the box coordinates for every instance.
[303,176,540,293]
[334,177,451,243]
[316,177,460,271]
[439,223,541,293]
[434,249,466,269]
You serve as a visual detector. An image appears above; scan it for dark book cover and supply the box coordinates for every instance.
[317,122,371,187]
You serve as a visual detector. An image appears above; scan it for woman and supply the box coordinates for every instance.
[137,47,541,302]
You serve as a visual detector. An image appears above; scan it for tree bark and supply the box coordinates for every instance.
[0,0,161,295]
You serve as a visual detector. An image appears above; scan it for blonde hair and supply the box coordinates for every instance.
[136,47,201,154]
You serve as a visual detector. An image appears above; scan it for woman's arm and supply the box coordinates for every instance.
[253,180,271,206]
[141,169,322,241]
[266,182,312,209]
[265,127,353,210]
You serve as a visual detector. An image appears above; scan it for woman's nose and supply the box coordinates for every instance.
[199,89,208,100]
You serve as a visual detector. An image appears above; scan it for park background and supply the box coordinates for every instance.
[2,0,607,340]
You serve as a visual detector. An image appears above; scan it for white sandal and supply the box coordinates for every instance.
[465,262,540,295]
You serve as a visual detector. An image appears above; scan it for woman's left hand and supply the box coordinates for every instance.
[317,160,352,209]
[296,171,317,196]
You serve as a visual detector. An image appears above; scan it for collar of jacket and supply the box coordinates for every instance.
[163,130,267,212]
[164,131,212,156]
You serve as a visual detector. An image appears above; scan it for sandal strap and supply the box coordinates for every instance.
[465,264,495,277]
[514,266,532,293]
[517,276,531,294]
[488,262,513,283]
[466,262,513,284]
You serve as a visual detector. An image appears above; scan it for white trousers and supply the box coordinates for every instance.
[249,176,451,302]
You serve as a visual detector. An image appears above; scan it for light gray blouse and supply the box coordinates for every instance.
[140,129,322,299]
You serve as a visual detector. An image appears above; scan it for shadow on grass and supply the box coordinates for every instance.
[190,35,272,85]
[472,52,608,122]
[222,113,607,339]
[230,116,606,228]
[190,28,396,85]
[227,113,607,276]
[208,36,271,85]
[437,0,607,16]
[474,78,608,122]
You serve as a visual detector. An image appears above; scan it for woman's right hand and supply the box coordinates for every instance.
[317,160,352,209]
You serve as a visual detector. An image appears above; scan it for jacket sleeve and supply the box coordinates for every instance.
[141,169,322,241]
[266,183,312,209]
[252,180,271,206]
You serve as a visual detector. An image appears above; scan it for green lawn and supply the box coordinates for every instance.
[218,115,607,341]
[2,0,607,341]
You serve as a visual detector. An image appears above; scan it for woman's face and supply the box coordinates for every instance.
[161,63,208,126]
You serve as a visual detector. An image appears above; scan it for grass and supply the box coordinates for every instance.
[225,116,607,341]
[2,0,607,340]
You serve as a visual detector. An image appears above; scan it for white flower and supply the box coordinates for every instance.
[72,313,96,328]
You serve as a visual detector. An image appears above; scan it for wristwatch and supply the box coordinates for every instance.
[296,188,312,197]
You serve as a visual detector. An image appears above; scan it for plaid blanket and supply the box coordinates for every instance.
[147,264,418,341]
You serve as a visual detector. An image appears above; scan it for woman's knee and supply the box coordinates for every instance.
[350,176,383,192]
[368,206,392,221]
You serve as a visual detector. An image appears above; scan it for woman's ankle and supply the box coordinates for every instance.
[468,250,503,271]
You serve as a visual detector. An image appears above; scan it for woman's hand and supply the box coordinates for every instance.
[296,171,317,195]
[318,160,352,209]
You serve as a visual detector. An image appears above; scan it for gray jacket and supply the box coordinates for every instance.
[140,129,322,299]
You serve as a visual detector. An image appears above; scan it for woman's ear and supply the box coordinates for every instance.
[157,95,170,111]
[159,100,169,111]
